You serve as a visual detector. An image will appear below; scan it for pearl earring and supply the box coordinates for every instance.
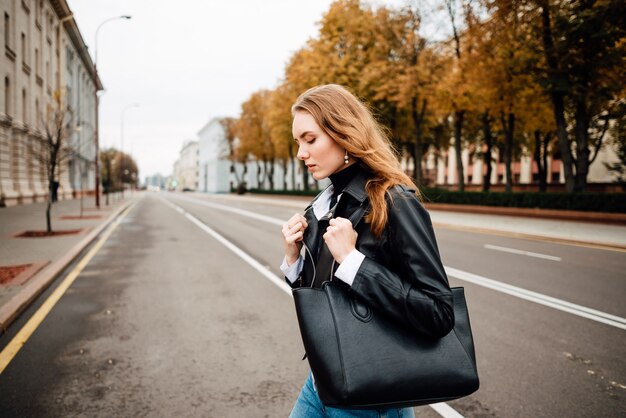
[344,150,349,165]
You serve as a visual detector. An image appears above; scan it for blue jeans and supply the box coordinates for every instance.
[289,374,415,418]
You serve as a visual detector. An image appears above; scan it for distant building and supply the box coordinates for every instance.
[195,116,327,193]
[0,0,101,206]
[172,140,198,191]
[197,118,230,193]
[144,173,166,190]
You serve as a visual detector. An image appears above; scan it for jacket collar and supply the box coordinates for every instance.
[340,167,369,204]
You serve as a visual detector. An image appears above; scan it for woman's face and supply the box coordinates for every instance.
[293,110,345,180]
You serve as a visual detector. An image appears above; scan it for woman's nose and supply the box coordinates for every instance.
[297,146,308,160]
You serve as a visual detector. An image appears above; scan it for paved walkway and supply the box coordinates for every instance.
[1,191,624,332]
[0,193,134,331]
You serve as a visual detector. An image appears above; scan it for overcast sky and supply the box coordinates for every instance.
[67,0,446,179]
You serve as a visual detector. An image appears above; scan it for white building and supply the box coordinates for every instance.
[173,140,198,191]
[195,116,329,193]
[197,118,230,193]
[0,0,100,206]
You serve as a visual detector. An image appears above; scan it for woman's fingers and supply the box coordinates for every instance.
[282,214,308,244]
[323,217,357,263]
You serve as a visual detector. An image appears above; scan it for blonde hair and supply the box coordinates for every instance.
[292,84,420,237]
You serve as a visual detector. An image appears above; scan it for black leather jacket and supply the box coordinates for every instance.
[292,169,454,338]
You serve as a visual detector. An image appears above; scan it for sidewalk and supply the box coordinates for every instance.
[0,194,135,331]
[1,191,624,333]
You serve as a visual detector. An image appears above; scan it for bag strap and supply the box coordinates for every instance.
[313,201,370,286]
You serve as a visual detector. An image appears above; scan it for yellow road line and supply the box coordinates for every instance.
[0,203,135,374]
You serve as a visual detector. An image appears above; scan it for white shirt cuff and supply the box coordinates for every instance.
[334,249,365,286]
[280,255,303,284]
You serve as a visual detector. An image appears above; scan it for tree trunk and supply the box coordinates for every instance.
[268,158,275,191]
[482,111,493,192]
[412,97,427,186]
[256,161,264,188]
[574,100,590,192]
[500,111,515,192]
[289,145,296,190]
[301,160,309,191]
[46,165,55,233]
[533,130,549,192]
[454,110,465,191]
[46,192,52,233]
[540,1,576,192]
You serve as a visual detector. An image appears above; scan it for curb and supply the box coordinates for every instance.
[422,203,626,225]
[432,222,626,252]
[0,200,134,333]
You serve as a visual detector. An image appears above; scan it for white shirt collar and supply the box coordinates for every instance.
[311,185,344,220]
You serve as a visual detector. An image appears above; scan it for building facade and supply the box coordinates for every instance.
[171,140,198,191]
[429,142,620,191]
[197,118,230,193]
[0,0,99,206]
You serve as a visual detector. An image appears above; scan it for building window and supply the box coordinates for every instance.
[35,48,39,73]
[35,98,39,129]
[4,13,10,48]
[35,0,40,25]
[4,77,10,116]
[551,172,560,183]
[22,89,27,124]
[21,32,26,63]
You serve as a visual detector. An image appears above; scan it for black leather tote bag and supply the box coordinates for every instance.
[292,283,479,409]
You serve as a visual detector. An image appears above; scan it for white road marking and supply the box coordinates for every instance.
[484,244,562,261]
[165,194,626,331]
[161,197,465,418]
[167,193,284,226]
[445,267,626,330]
[430,403,466,418]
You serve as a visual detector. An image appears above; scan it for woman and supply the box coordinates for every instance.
[281,84,454,418]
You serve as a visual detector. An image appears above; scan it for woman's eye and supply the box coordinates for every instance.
[307,138,316,144]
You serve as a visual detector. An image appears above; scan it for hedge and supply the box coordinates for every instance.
[239,187,626,213]
[420,189,626,213]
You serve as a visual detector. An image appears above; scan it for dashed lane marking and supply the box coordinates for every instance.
[484,244,562,261]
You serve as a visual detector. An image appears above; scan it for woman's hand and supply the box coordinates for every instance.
[282,213,308,265]
[323,217,357,264]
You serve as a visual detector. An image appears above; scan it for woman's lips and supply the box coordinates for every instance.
[307,164,317,171]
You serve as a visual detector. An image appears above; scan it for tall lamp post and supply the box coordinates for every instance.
[121,103,139,198]
[93,15,131,208]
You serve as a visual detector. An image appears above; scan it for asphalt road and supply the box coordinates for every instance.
[0,193,624,417]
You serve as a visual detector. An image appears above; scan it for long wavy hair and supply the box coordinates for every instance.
[292,84,421,237]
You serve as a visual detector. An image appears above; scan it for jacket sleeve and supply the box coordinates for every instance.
[349,189,454,338]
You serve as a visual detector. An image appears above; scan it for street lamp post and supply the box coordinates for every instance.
[93,15,131,208]
[120,103,139,198]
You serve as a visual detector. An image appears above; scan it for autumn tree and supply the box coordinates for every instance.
[363,5,442,185]
[440,0,476,191]
[533,0,626,192]
[237,90,276,189]
[267,83,300,190]
[100,148,138,203]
